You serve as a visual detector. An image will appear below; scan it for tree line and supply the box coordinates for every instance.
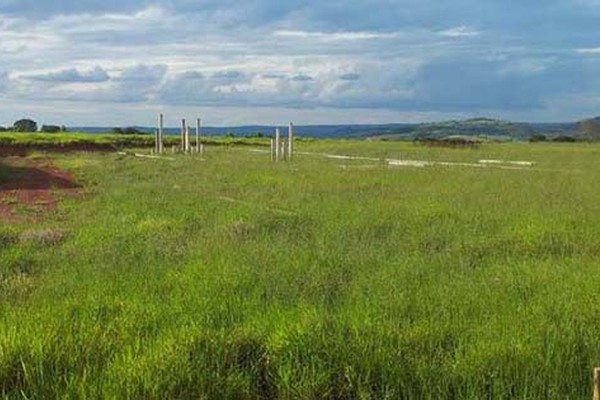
[0,119,66,133]
[0,119,145,135]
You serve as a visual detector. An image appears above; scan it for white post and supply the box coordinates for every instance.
[275,128,281,162]
[196,118,201,154]
[158,113,164,153]
[185,124,191,153]
[288,122,294,161]
[181,119,186,152]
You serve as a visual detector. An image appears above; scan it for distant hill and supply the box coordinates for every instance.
[69,117,588,140]
[411,118,534,139]
[367,118,581,141]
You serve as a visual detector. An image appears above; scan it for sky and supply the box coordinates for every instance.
[0,0,600,127]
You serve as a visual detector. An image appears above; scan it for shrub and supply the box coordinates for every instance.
[529,134,547,142]
[41,125,62,133]
[123,127,143,135]
[112,127,143,135]
[552,136,577,143]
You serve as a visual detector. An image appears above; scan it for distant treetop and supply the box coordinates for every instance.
[12,118,38,132]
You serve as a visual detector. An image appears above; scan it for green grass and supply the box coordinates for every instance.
[1,140,600,398]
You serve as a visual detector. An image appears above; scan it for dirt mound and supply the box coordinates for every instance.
[0,158,81,223]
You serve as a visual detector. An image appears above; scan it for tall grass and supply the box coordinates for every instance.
[1,141,600,398]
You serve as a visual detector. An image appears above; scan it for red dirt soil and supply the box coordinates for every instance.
[0,157,81,223]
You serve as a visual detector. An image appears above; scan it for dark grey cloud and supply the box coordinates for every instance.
[339,73,360,81]
[292,74,313,82]
[111,64,168,102]
[25,67,109,83]
[157,71,210,104]
[211,71,245,80]
[408,55,600,112]
[262,73,285,80]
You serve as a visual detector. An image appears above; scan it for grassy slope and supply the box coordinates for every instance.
[1,141,600,398]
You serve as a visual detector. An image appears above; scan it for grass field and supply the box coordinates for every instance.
[1,140,600,398]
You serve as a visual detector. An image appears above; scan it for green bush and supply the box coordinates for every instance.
[41,125,62,134]
[552,136,577,143]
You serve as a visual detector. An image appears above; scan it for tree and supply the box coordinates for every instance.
[13,119,38,132]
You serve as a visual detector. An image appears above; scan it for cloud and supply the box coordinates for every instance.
[576,47,600,54]
[153,58,417,110]
[211,71,245,80]
[30,64,169,103]
[262,73,285,80]
[110,64,168,102]
[273,30,401,41]
[339,73,360,81]
[0,72,8,92]
[406,55,598,112]
[291,74,313,82]
[24,67,110,83]
[438,26,480,38]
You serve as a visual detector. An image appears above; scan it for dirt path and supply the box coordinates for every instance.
[0,157,81,223]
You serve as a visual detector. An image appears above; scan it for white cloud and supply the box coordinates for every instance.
[273,30,401,41]
[438,26,480,38]
[576,47,600,54]
[498,58,551,75]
